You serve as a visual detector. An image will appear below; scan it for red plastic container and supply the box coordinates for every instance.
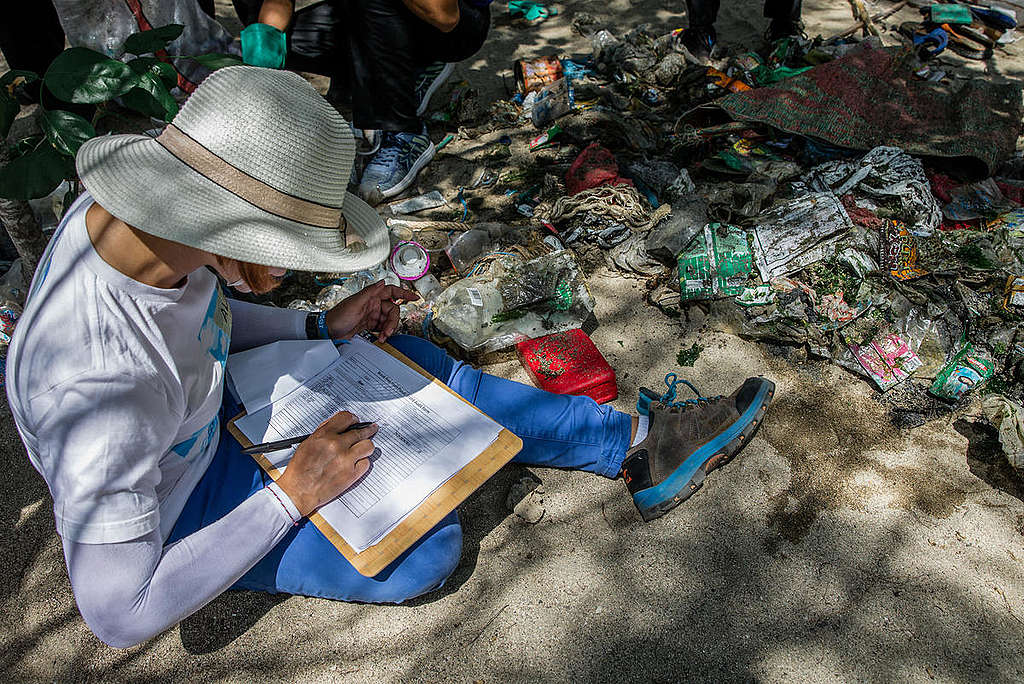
[515,329,618,404]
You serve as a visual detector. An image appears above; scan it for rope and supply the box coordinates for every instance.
[544,184,668,232]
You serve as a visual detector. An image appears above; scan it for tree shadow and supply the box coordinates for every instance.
[954,418,1024,504]
[0,395,57,606]
[405,463,524,605]
[179,591,289,654]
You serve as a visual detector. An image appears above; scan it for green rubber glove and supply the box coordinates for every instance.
[240,23,287,69]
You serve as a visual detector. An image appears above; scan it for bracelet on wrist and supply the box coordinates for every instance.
[305,311,331,340]
[316,310,330,340]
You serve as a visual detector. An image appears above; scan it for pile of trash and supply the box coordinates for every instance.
[2,3,1023,469]
[285,6,1024,470]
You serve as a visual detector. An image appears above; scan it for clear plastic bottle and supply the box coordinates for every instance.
[432,250,595,352]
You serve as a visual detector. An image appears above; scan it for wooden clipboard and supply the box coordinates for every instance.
[226,341,522,577]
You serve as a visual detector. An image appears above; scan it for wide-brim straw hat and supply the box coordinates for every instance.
[76,66,388,273]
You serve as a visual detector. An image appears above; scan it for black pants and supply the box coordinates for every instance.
[232,0,490,132]
[686,0,802,27]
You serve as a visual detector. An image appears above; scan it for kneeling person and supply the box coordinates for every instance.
[235,0,491,204]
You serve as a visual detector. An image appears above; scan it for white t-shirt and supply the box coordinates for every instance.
[7,193,234,543]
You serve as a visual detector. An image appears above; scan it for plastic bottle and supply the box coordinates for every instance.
[432,250,595,352]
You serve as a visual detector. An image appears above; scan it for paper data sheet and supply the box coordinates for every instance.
[234,337,502,552]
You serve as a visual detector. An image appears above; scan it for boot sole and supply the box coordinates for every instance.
[633,380,775,522]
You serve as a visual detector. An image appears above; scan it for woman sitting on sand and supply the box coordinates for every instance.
[6,67,772,648]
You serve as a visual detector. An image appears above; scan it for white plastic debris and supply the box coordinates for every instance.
[982,395,1024,470]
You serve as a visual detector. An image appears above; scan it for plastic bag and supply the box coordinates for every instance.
[432,251,595,352]
[982,395,1024,469]
[566,143,632,196]
[52,0,236,85]
[797,146,941,237]
[751,193,854,280]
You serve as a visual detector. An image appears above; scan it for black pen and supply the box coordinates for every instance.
[241,421,374,455]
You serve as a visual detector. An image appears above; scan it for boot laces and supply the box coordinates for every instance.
[659,373,722,409]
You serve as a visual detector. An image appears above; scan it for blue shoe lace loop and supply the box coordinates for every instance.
[660,373,720,409]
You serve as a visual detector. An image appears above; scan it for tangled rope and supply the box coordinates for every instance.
[543,184,669,232]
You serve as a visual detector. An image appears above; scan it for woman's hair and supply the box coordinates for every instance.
[214,255,281,294]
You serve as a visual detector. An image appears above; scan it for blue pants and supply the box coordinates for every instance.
[169,335,632,604]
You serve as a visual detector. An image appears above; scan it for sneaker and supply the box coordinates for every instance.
[622,374,775,522]
[357,130,436,205]
[415,62,455,117]
[675,25,717,64]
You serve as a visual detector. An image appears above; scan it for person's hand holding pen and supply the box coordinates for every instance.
[276,411,379,518]
[326,281,420,343]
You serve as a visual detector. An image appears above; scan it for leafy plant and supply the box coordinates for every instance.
[676,342,704,366]
[0,24,241,202]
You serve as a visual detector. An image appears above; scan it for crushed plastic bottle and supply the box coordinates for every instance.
[432,250,595,352]
[590,30,621,62]
[313,263,400,310]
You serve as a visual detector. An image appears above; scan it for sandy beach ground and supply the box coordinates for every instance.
[2,1,1024,681]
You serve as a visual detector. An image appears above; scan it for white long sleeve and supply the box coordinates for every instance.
[63,484,300,648]
[228,299,307,352]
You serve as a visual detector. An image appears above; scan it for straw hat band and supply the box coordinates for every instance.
[155,124,343,229]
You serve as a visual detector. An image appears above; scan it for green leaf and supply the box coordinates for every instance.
[44,48,139,104]
[120,72,178,121]
[118,87,164,120]
[0,92,18,139]
[0,69,40,89]
[0,142,75,200]
[190,53,244,71]
[40,109,96,157]
[128,57,179,90]
[123,24,185,56]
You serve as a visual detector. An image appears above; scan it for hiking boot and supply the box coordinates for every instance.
[622,374,775,522]
[675,25,717,64]
[357,130,435,205]
[415,62,454,116]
